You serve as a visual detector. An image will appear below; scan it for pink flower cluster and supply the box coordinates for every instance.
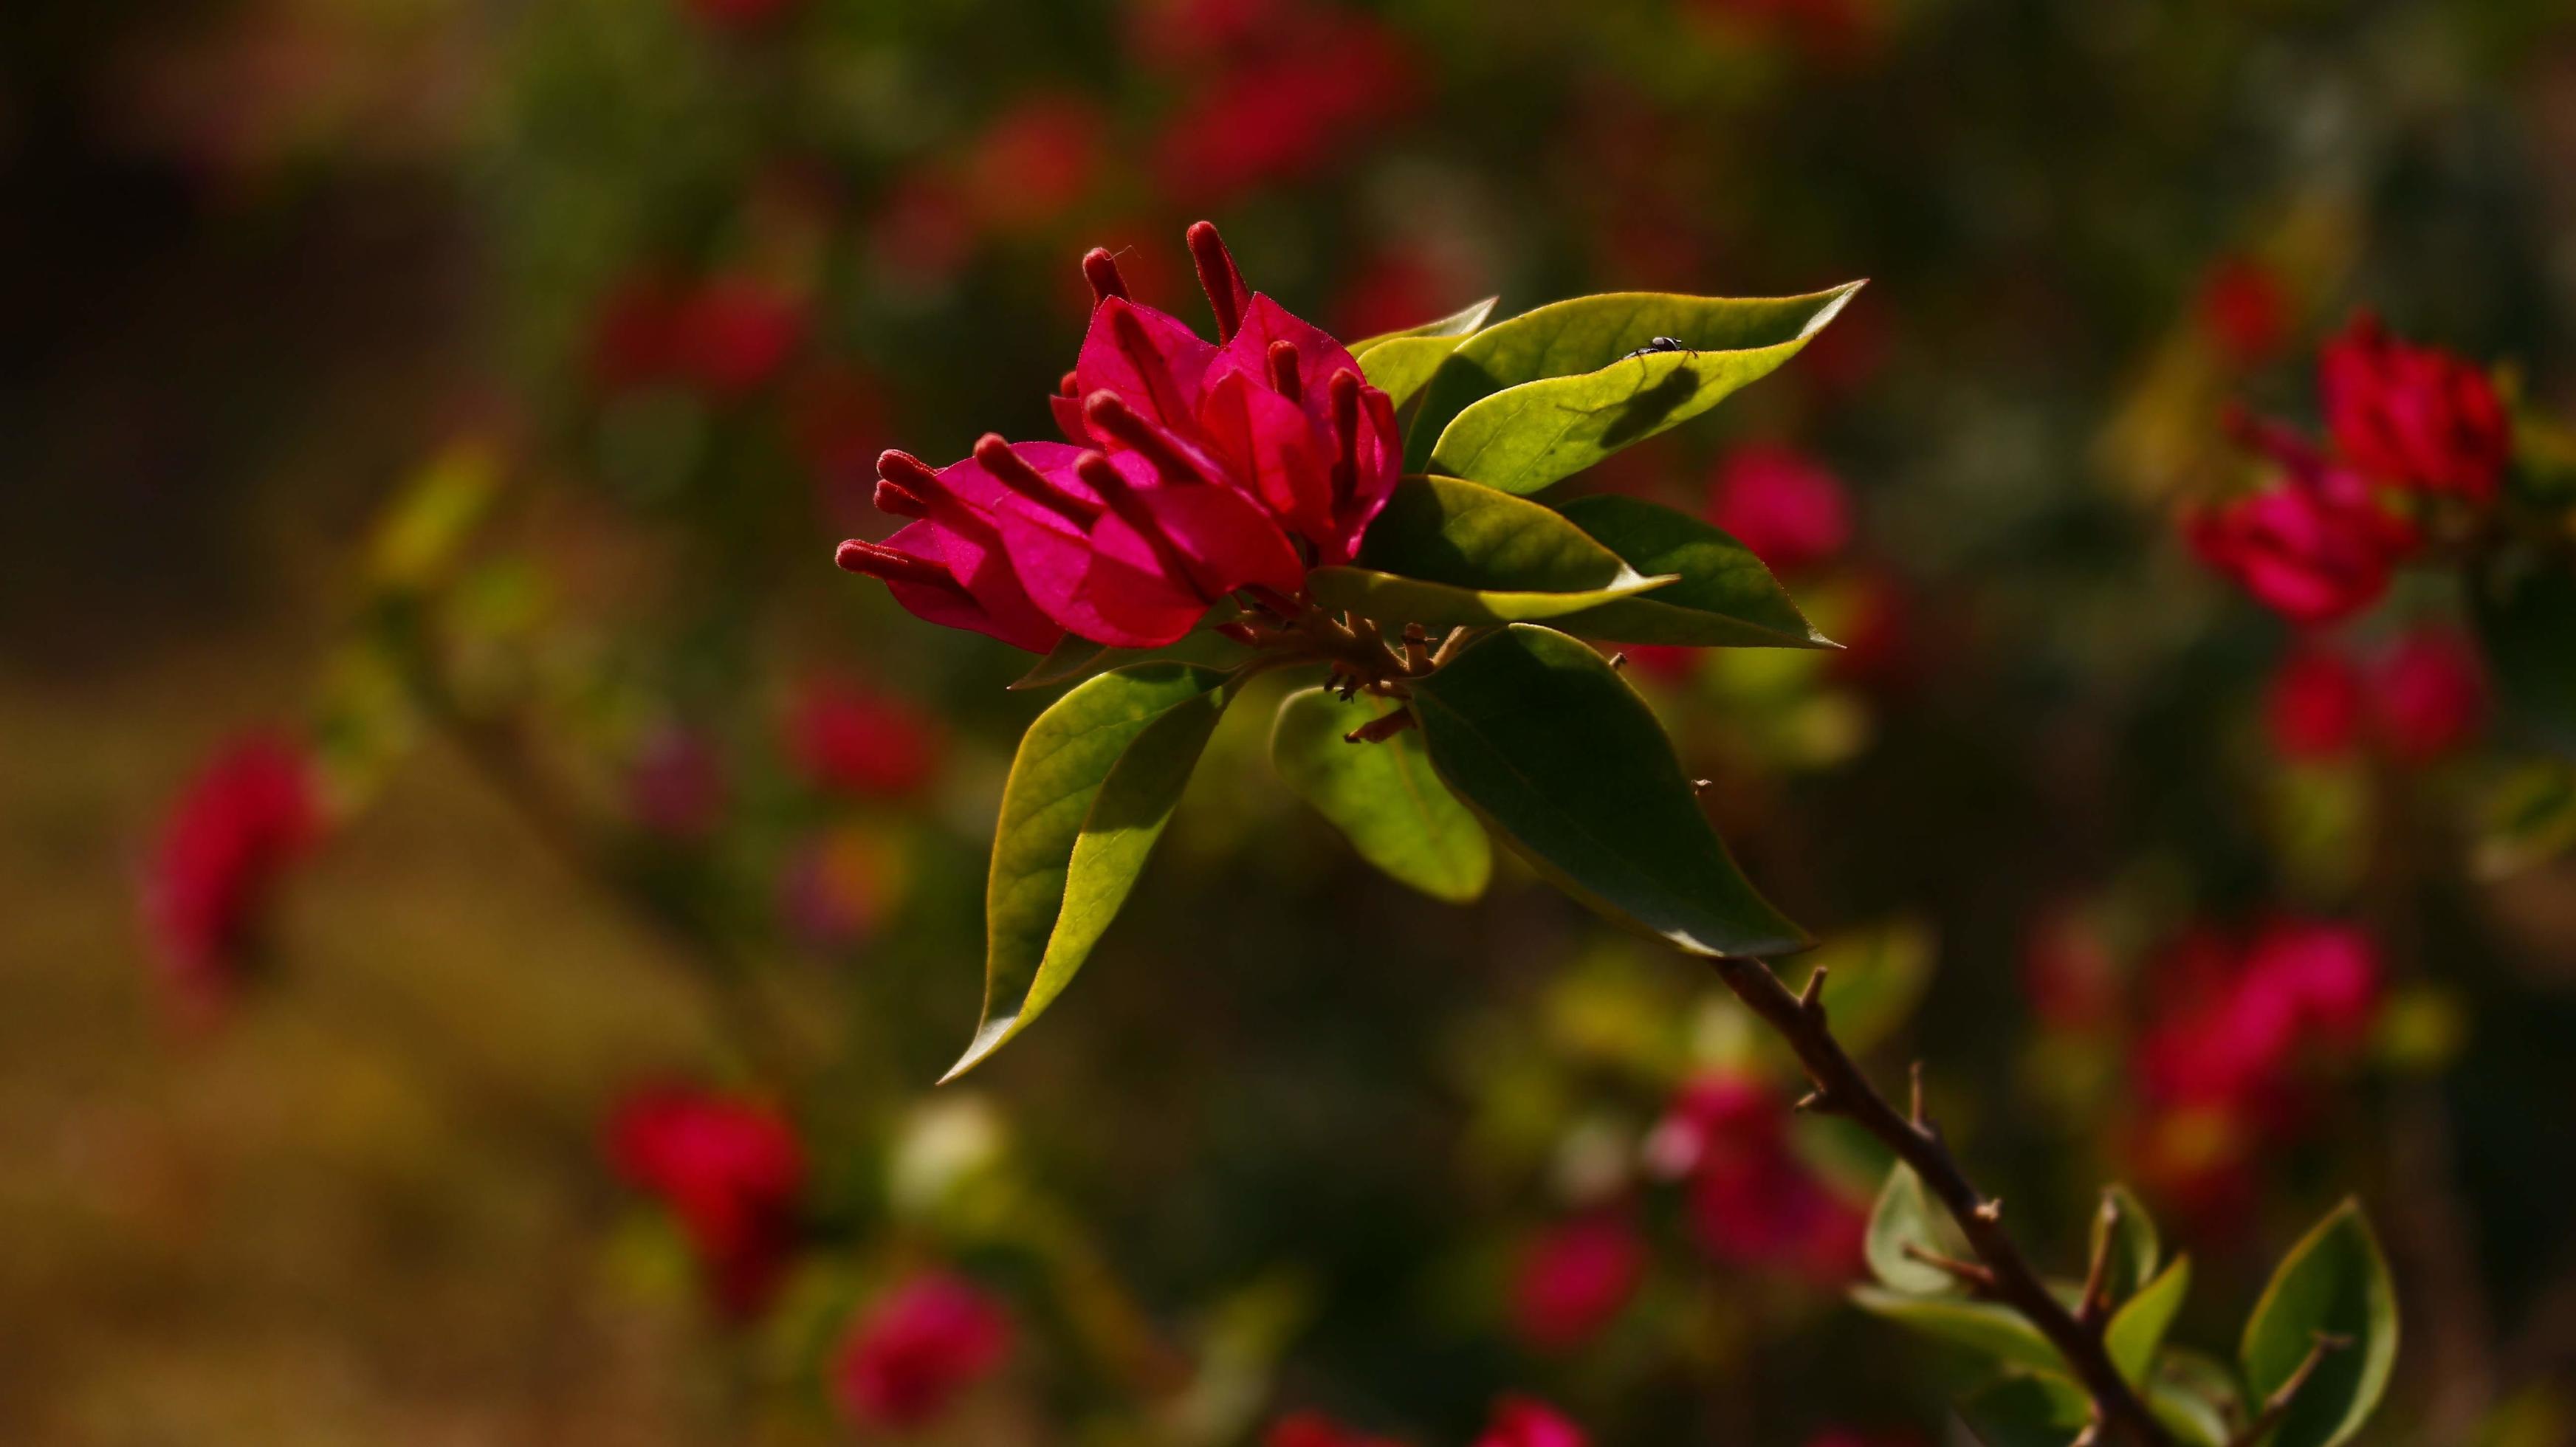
[836,224,1401,652]
[2264,627,2487,764]
[1651,1073,1865,1284]
[142,732,323,1018]
[831,1271,1014,1430]
[2189,315,2510,627]
[1707,443,1855,577]
[605,1086,806,1316]
[1265,1395,1587,1447]
[1136,1,1420,203]
[2129,921,2381,1220]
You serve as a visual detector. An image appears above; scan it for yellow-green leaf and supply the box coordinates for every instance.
[1269,688,1489,903]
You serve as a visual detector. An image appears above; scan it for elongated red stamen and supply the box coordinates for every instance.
[1109,305,1193,425]
[876,448,950,501]
[1328,368,1362,503]
[1085,391,1218,488]
[972,433,1100,526]
[872,479,932,518]
[835,538,953,588]
[1266,340,1302,403]
[1074,450,1217,604]
[1081,247,1129,303]
[1186,221,1248,343]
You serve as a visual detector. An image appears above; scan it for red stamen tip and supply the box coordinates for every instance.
[834,537,950,588]
[1058,370,1081,398]
[872,479,931,518]
[1266,340,1302,402]
[1186,221,1248,343]
[1081,247,1129,303]
[876,448,942,491]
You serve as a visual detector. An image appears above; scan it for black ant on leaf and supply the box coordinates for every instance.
[1618,335,1698,362]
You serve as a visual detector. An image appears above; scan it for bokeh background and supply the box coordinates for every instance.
[7,0,2576,1442]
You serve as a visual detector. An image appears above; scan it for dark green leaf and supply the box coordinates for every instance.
[1957,1372,2090,1447]
[2239,1199,2399,1447]
[2153,1350,2242,1447]
[2151,1380,2233,1447]
[1353,296,1502,410]
[947,664,1231,1080]
[1548,495,1834,649]
[1409,625,1809,958]
[1011,635,1119,690]
[2469,549,2576,756]
[1866,1162,1972,1296]
[2092,1183,2163,1307]
[1851,1287,2065,1375]
[2107,1255,2191,1384]
[1407,284,1862,489]
[1269,687,1491,904]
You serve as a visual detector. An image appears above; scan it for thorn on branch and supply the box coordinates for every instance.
[1692,777,1715,795]
[1343,709,1418,746]
[1429,626,1471,669]
[1798,965,1830,1019]
[2078,1189,2122,1328]
[1974,1198,2005,1224]
[1900,1242,1997,1293]
[2069,1426,2101,1447]
[1610,650,1629,670]
[1909,1060,1927,1130]
[1401,623,1431,674]
[2228,1333,2353,1447]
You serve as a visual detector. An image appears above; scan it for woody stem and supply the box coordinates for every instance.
[1704,955,2175,1447]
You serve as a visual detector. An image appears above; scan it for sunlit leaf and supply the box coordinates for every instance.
[1408,284,1863,491]
[1548,495,1835,649]
[947,664,1232,1079]
[2107,1255,2191,1384]
[1353,296,1502,410]
[2239,1199,2399,1447]
[1409,625,1808,958]
[1307,566,1673,628]
[1269,687,1491,904]
[1851,1287,2065,1375]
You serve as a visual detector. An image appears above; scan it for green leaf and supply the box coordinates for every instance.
[2092,1183,2163,1307]
[1957,1372,2091,1447]
[2157,1346,2246,1428]
[2470,549,2576,756]
[1409,625,1809,958]
[2107,1255,2192,1384]
[1866,1162,1973,1296]
[947,664,1232,1080]
[2150,1376,2234,1447]
[1350,296,1502,354]
[1357,473,1669,591]
[1353,296,1502,411]
[1548,495,1834,649]
[1307,567,1673,628]
[1268,687,1491,904]
[2239,1199,2399,1447]
[1408,283,1863,491]
[1851,1287,2064,1375]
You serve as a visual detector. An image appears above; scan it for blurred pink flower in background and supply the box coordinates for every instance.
[142,732,323,1019]
[778,825,910,952]
[2319,313,2510,503]
[2020,906,2121,1035]
[2185,411,2418,627]
[1655,1073,1865,1284]
[2371,626,2487,763]
[2130,921,2381,1221]
[960,93,1110,233]
[1706,444,1853,577]
[606,1087,805,1316]
[1149,6,1418,202]
[832,1271,1014,1429]
[789,362,893,508]
[2262,627,2486,764]
[1334,248,1452,342]
[1473,1395,1589,1447]
[628,725,727,841]
[1265,1409,1412,1447]
[588,272,806,400]
[2195,256,2291,369]
[2265,647,2369,760]
[785,678,945,801]
[1511,1213,1645,1352]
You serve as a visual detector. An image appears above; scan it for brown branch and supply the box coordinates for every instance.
[1706,955,2174,1446]
[1902,1242,1998,1293]
[2078,1189,2123,1328]
[2227,1333,2351,1447]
